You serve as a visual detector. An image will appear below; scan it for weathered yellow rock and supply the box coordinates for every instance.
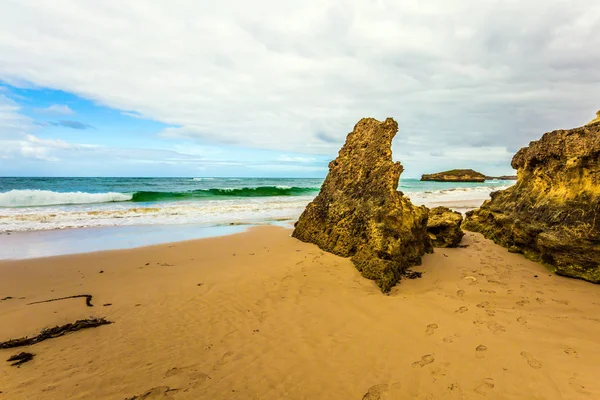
[292,117,432,292]
[427,207,464,247]
[463,116,600,282]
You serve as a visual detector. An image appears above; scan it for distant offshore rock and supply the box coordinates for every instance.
[485,175,517,180]
[426,207,464,248]
[421,169,486,182]
[463,115,600,283]
[293,117,431,293]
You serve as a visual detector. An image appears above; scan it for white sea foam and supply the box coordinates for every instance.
[0,196,315,232]
[405,184,513,205]
[0,190,132,207]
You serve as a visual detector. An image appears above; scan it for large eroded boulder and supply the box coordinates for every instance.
[427,207,464,247]
[463,117,600,282]
[292,117,432,292]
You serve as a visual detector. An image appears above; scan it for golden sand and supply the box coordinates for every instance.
[1,226,599,399]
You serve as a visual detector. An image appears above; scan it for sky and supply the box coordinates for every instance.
[0,1,598,178]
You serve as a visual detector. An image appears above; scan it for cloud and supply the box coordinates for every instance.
[0,1,599,175]
[34,104,75,115]
[44,120,94,130]
[0,95,96,162]
[278,155,316,163]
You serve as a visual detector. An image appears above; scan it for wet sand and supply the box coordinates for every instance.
[1,226,599,399]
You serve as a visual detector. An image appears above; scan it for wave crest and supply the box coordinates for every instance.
[0,186,321,207]
[0,190,133,207]
[131,186,320,202]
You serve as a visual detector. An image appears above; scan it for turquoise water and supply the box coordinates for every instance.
[0,177,512,233]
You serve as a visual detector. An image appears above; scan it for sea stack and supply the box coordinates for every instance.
[292,117,431,292]
[463,116,600,282]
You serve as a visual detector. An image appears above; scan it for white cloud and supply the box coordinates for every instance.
[0,95,93,162]
[0,1,599,175]
[34,104,75,116]
[278,155,316,163]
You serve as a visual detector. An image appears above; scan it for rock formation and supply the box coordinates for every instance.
[427,207,464,247]
[421,169,486,182]
[292,117,432,292]
[463,117,600,283]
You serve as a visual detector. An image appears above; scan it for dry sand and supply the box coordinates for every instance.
[1,226,599,399]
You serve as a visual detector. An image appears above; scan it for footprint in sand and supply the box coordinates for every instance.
[476,345,487,359]
[480,289,496,294]
[564,347,579,357]
[412,354,435,368]
[474,378,495,395]
[457,290,465,298]
[516,299,530,307]
[520,351,542,369]
[425,324,438,336]
[487,322,505,334]
[362,382,402,400]
[517,316,527,325]
[569,373,592,396]
[213,351,236,371]
[431,362,451,377]
[362,384,389,400]
[477,301,489,308]
[486,309,496,317]
[552,298,569,306]
[443,335,458,343]
[536,298,546,304]
[455,306,469,313]
[165,366,211,390]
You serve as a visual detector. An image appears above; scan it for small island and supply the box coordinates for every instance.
[421,169,486,182]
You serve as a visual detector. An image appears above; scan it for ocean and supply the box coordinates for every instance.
[0,177,513,234]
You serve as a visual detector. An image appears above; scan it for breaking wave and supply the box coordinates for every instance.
[0,186,321,207]
[0,190,133,207]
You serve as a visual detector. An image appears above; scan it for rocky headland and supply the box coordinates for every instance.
[421,169,486,182]
[292,117,431,292]
[463,117,600,282]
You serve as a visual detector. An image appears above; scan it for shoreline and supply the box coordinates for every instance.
[1,199,484,260]
[1,226,599,399]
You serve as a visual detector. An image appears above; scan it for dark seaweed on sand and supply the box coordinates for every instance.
[0,318,112,349]
[7,352,34,366]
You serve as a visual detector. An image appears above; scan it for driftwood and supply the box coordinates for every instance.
[0,318,112,349]
[7,352,34,366]
[27,294,94,307]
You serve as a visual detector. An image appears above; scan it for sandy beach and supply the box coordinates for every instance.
[0,226,599,399]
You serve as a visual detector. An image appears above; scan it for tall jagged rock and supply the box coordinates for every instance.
[463,117,600,282]
[427,206,464,248]
[292,117,432,292]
